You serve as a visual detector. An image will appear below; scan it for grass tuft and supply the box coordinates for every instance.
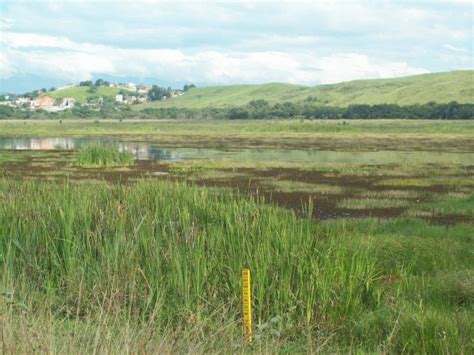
[75,145,133,168]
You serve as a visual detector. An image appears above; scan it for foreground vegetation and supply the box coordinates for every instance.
[1,179,473,352]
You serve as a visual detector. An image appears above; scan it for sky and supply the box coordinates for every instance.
[0,0,473,93]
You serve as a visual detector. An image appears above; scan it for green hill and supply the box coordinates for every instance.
[49,86,133,104]
[135,71,473,110]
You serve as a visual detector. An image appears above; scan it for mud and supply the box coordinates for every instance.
[194,174,408,221]
[1,154,472,225]
[421,214,473,226]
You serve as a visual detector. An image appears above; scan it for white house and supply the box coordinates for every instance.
[127,96,137,104]
[137,85,151,94]
[115,94,124,103]
[60,97,76,108]
[127,83,137,91]
[16,97,31,105]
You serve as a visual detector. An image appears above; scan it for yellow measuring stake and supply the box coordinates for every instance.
[241,268,253,344]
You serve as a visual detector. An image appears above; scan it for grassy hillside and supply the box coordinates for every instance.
[49,86,132,104]
[135,71,473,110]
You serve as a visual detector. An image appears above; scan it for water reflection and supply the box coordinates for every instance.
[0,136,473,164]
[0,137,183,161]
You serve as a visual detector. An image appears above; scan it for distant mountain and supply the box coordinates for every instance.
[135,71,473,109]
[0,74,68,95]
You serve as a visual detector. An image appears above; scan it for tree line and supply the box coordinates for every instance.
[224,100,473,120]
[1,100,472,120]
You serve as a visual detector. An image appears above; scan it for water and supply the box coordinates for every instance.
[1,136,473,165]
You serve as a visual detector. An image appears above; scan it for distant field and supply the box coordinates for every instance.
[1,119,473,153]
[135,71,474,110]
[49,86,133,103]
[1,118,473,136]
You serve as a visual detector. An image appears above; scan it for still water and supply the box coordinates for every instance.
[1,136,473,165]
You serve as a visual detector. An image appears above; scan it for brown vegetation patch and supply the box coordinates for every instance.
[1,156,470,225]
[420,214,474,226]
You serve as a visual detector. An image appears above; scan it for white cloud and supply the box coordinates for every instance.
[443,44,469,53]
[314,54,429,84]
[0,31,430,85]
[0,17,15,30]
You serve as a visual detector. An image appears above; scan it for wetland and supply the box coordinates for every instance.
[1,119,473,353]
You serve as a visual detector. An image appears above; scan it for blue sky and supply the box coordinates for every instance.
[1,0,473,93]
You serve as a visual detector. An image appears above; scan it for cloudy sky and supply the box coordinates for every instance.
[0,0,472,92]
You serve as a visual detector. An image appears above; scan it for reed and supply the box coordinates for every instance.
[75,145,133,167]
[1,179,472,352]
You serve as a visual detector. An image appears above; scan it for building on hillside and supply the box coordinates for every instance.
[127,96,137,104]
[137,85,151,94]
[137,96,147,103]
[35,96,55,109]
[60,97,76,108]
[127,83,137,91]
[168,90,184,98]
[115,94,124,103]
[16,97,32,106]
[30,100,39,109]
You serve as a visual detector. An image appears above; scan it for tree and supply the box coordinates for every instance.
[93,79,110,87]
[71,104,95,118]
[183,84,196,92]
[147,85,168,101]
[228,107,249,119]
[79,80,93,86]
[0,105,14,119]
[248,99,270,119]
[99,97,116,118]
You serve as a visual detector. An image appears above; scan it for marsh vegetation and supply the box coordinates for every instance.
[75,145,134,167]
[0,119,473,353]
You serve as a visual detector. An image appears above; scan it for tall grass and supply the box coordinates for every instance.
[75,145,133,167]
[1,179,473,352]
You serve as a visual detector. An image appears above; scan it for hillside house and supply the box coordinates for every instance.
[0,101,15,107]
[35,96,55,109]
[127,96,137,104]
[115,94,124,103]
[16,97,31,106]
[60,97,76,108]
[137,85,151,94]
